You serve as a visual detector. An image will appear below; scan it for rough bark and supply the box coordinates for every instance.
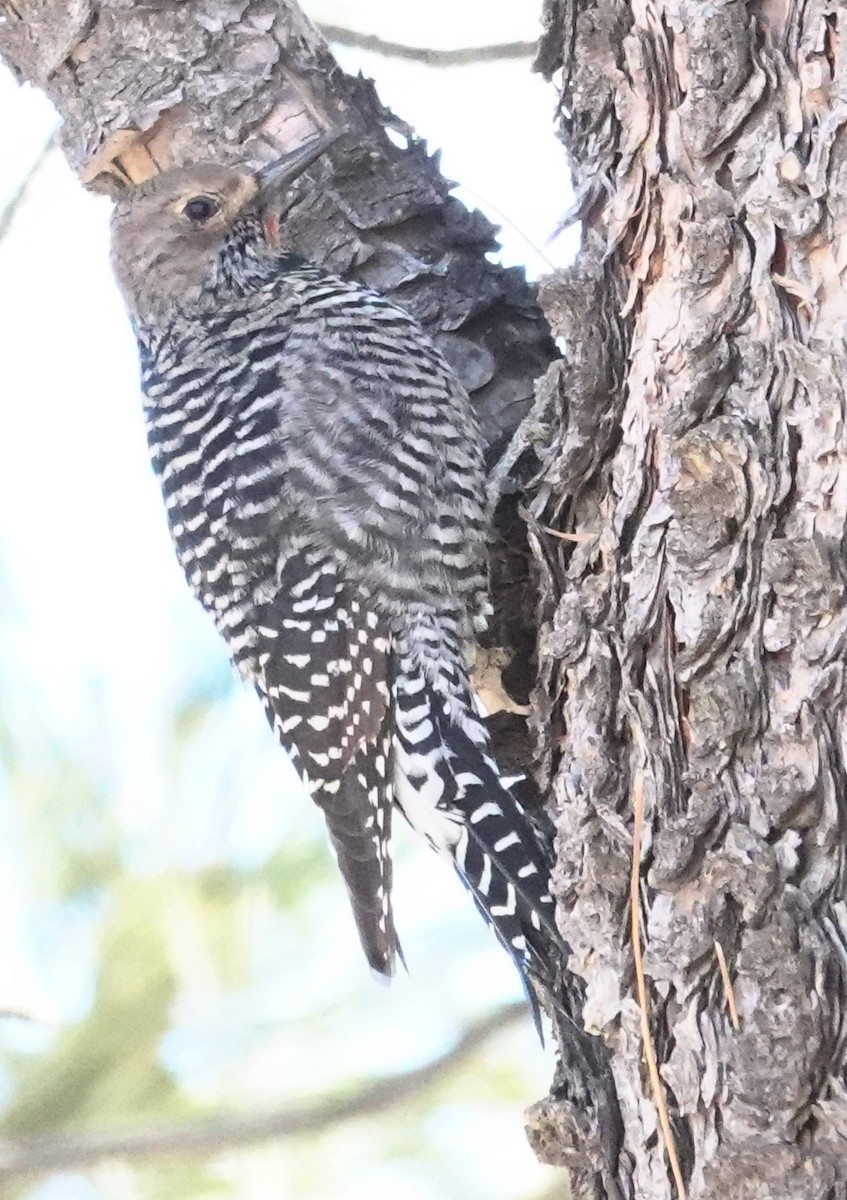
[522,2,847,1197]
[0,0,557,733]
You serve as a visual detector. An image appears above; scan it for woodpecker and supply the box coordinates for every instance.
[110,134,564,1016]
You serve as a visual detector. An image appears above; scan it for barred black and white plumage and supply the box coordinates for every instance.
[110,141,565,1016]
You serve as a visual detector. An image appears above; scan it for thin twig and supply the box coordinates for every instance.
[630,762,688,1200]
[0,130,57,244]
[319,25,537,66]
[449,181,558,272]
[0,1002,525,1180]
[714,940,740,1030]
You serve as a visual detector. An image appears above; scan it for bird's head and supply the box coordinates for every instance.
[110,134,337,327]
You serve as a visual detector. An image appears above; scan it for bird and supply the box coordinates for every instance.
[109,133,565,1019]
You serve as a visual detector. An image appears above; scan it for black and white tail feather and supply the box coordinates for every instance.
[256,555,565,1025]
[392,624,566,1030]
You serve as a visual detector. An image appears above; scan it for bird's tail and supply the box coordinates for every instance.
[392,626,566,1022]
[323,737,401,981]
[254,555,401,979]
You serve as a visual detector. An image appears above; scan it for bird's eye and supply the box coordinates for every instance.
[183,196,219,223]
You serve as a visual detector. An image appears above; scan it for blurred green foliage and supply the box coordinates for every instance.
[0,574,558,1199]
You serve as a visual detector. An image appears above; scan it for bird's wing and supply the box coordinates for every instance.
[270,280,487,609]
[253,543,399,977]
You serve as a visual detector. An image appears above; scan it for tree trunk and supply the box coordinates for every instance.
[523,2,847,1197]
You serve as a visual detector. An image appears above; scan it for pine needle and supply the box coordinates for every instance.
[540,525,592,542]
[714,940,741,1030]
[630,762,688,1200]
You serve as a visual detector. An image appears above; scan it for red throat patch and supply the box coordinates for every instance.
[263,211,280,249]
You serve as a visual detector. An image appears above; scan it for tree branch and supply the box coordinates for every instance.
[318,25,538,66]
[0,1003,525,1180]
[0,131,56,244]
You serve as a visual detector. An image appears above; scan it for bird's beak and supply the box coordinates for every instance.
[256,131,341,198]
